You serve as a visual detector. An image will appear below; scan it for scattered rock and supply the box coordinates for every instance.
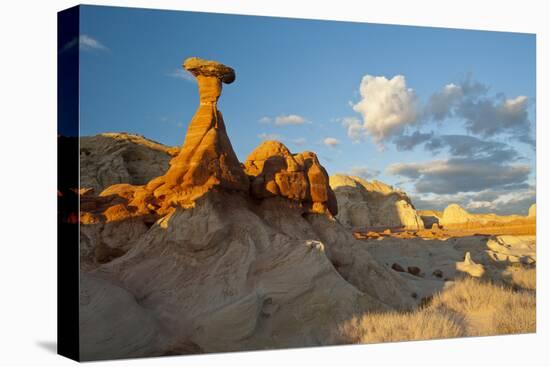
[392,263,405,272]
[432,269,443,278]
[407,266,421,276]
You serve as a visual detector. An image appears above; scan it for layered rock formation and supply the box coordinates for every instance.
[80,133,178,193]
[78,57,416,360]
[440,204,475,227]
[329,175,424,230]
[244,141,338,215]
[440,203,528,229]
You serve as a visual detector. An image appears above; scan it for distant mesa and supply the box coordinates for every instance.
[440,203,534,229]
[528,203,536,217]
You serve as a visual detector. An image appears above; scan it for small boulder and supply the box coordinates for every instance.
[407,266,421,276]
[391,263,405,272]
[456,252,485,277]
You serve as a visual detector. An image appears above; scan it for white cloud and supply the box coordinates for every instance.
[258,132,283,141]
[260,114,309,126]
[352,75,418,142]
[167,69,196,82]
[275,114,308,126]
[323,137,340,148]
[259,116,272,124]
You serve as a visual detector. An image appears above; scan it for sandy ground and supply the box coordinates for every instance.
[353,225,536,301]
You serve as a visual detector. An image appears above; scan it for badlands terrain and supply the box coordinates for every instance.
[70,58,536,360]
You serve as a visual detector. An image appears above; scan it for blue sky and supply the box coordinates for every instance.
[75,5,536,214]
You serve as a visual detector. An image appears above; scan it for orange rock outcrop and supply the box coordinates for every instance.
[244,140,338,215]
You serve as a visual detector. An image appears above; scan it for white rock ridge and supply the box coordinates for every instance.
[329,174,424,230]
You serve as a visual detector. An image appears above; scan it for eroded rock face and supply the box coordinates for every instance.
[80,133,179,193]
[244,141,338,215]
[329,175,424,230]
[79,191,414,360]
[440,204,474,226]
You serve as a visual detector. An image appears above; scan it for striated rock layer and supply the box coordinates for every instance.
[329,175,424,230]
[80,133,179,193]
[78,57,416,360]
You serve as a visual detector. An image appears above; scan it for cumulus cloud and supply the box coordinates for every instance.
[349,167,380,179]
[352,75,418,142]
[422,77,533,145]
[260,114,309,126]
[424,83,463,121]
[323,137,340,148]
[387,158,530,195]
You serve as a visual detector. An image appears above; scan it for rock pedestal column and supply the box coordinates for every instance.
[147,57,249,205]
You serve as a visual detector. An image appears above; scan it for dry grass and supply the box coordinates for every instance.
[339,310,464,344]
[430,277,536,336]
[337,276,535,344]
[505,266,536,290]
